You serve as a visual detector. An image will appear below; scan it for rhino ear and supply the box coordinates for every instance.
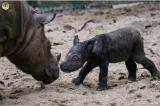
[34,13,56,25]
[74,35,79,45]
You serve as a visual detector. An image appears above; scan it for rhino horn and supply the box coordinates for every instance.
[51,51,61,62]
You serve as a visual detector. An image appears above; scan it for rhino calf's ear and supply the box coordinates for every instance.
[35,13,56,25]
[74,35,79,45]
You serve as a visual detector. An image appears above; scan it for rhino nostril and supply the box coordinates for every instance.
[43,68,52,78]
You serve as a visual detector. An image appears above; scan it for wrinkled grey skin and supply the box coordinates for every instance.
[0,1,61,87]
[60,27,160,91]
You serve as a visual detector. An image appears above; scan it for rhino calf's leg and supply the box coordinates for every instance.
[72,61,98,85]
[125,58,137,81]
[134,56,160,80]
[97,58,109,91]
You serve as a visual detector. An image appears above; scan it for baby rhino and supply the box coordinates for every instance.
[60,27,160,91]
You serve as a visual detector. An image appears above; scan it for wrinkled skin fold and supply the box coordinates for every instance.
[0,1,60,93]
[60,27,160,91]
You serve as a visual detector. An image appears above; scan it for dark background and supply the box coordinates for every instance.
[27,1,148,13]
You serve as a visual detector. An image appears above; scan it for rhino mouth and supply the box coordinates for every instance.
[43,75,58,84]
[43,78,53,84]
[32,70,56,85]
[43,67,59,84]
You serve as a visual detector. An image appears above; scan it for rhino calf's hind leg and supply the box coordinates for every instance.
[125,58,137,81]
[72,61,98,85]
[134,56,160,80]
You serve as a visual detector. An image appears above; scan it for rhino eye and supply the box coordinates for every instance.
[72,55,78,61]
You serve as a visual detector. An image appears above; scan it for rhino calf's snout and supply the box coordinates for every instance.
[60,62,71,73]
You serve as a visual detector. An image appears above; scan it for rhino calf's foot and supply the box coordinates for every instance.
[128,74,136,81]
[128,76,136,81]
[96,84,107,91]
[72,77,83,85]
[152,72,160,80]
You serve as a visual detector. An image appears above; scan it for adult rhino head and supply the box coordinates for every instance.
[0,1,60,84]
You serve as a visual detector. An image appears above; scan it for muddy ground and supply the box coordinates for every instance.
[1,2,160,106]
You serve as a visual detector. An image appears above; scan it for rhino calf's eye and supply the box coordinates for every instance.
[72,56,78,61]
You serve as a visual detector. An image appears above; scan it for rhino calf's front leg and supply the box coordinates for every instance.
[97,58,109,91]
[72,61,98,85]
